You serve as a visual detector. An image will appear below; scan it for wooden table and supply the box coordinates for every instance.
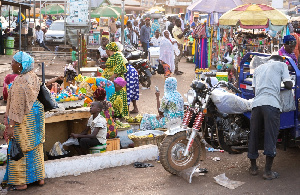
[44,107,91,153]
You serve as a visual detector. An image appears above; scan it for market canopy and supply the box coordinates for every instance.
[41,4,65,15]
[187,0,243,13]
[90,6,121,18]
[219,4,288,28]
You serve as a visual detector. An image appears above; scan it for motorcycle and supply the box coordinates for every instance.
[159,78,247,174]
[123,44,152,88]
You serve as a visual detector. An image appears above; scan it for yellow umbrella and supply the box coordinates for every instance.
[149,6,165,12]
[219,4,288,28]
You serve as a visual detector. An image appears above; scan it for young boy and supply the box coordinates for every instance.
[71,101,107,155]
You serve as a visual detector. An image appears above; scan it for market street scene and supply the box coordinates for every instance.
[1,0,300,194]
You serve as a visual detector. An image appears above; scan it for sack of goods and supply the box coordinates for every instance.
[211,88,253,114]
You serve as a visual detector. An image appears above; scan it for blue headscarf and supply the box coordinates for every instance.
[164,77,183,103]
[162,77,184,118]
[13,51,34,74]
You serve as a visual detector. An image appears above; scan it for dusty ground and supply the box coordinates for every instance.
[2,55,300,194]
[8,147,300,195]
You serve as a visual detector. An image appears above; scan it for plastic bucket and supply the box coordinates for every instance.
[89,144,107,154]
[5,37,14,55]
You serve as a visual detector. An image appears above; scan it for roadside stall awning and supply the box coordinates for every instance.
[0,0,32,9]
[90,6,120,18]
[219,4,289,29]
[187,0,243,13]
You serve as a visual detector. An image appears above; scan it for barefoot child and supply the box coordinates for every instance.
[71,101,107,155]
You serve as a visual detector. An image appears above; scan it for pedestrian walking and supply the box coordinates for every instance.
[35,25,51,51]
[172,19,189,75]
[140,18,151,59]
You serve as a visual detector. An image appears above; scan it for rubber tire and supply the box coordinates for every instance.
[217,127,241,154]
[139,70,151,88]
[159,131,202,175]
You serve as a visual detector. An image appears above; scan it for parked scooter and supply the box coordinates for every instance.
[159,79,245,174]
[123,44,152,88]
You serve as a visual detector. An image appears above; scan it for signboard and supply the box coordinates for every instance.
[272,0,283,9]
[66,0,89,25]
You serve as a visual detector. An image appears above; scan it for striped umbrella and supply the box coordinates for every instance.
[219,4,288,29]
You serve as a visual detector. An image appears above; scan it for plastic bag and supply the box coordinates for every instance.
[62,137,79,146]
[49,142,68,156]
[214,173,245,189]
[211,89,252,114]
[10,139,24,161]
[280,90,296,112]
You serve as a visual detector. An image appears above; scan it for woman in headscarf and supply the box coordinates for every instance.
[3,51,45,191]
[109,77,128,118]
[140,77,184,130]
[159,30,179,78]
[93,88,117,138]
[102,42,127,81]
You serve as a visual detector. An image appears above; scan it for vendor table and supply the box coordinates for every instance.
[44,107,90,153]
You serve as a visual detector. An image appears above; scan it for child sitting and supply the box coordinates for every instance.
[71,101,107,155]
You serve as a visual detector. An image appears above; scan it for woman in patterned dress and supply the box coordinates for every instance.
[140,77,184,130]
[93,87,117,139]
[3,51,45,191]
[102,42,128,117]
[125,63,139,113]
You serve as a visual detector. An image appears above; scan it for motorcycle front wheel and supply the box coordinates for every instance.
[159,131,202,175]
[139,70,151,88]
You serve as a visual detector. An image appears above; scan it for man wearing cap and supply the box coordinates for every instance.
[140,18,151,58]
[172,19,189,75]
[278,35,298,66]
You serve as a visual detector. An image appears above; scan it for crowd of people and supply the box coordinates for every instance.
[4,11,300,192]
[107,13,197,77]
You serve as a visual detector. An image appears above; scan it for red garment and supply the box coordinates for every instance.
[3,74,18,101]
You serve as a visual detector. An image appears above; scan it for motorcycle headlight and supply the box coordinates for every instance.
[186,89,196,105]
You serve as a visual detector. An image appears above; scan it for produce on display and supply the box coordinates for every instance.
[115,120,131,128]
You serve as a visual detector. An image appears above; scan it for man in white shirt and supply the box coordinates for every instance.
[150,30,162,47]
[132,20,140,48]
[179,13,185,31]
[35,25,50,51]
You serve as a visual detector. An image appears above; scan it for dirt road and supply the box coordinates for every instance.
[9,147,300,195]
[2,57,300,194]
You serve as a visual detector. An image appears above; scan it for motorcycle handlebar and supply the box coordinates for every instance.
[228,83,242,94]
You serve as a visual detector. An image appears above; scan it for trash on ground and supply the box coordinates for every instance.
[206,147,224,153]
[133,162,154,168]
[214,173,245,189]
[212,157,221,161]
[178,164,206,184]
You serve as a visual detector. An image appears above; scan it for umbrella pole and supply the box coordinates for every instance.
[253,29,254,35]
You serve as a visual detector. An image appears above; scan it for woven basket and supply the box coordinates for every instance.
[131,134,166,147]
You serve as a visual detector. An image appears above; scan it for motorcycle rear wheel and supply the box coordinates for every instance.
[139,70,151,88]
[159,131,202,175]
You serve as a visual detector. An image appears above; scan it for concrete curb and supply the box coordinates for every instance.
[0,145,159,182]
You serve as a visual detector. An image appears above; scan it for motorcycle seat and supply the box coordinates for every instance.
[129,59,141,64]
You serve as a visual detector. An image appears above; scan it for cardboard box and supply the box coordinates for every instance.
[106,138,120,151]
[86,61,96,67]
